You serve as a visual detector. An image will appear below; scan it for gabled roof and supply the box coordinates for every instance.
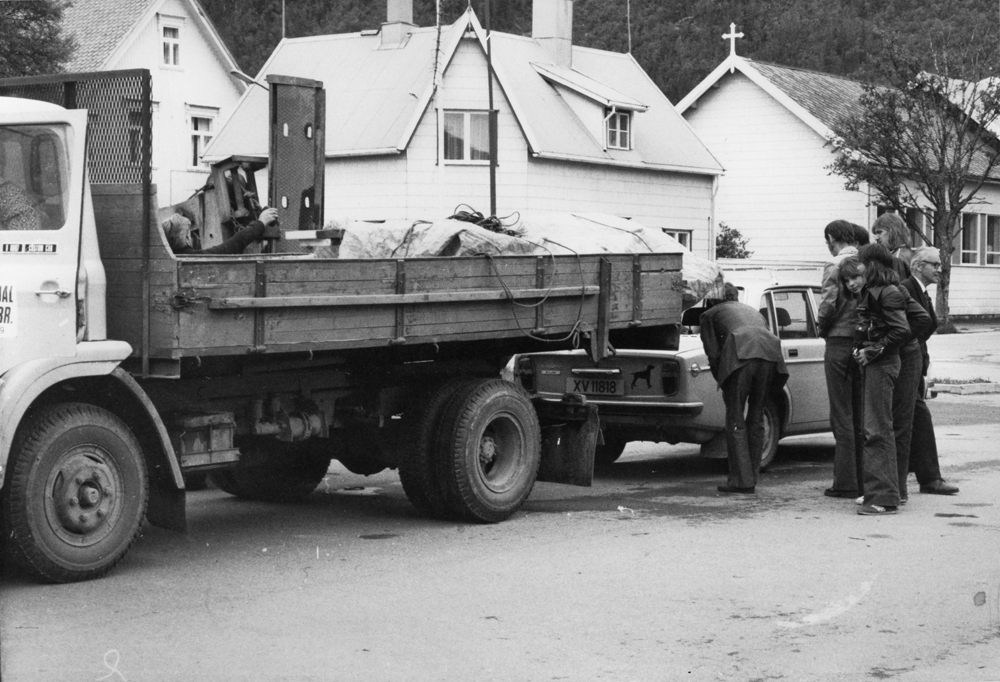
[62,0,241,75]
[678,56,1000,181]
[206,8,722,176]
[677,55,866,141]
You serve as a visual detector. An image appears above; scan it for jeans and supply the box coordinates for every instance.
[722,358,778,489]
[862,353,901,507]
[824,337,865,494]
[893,343,922,497]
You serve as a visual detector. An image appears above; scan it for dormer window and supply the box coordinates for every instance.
[607,109,631,150]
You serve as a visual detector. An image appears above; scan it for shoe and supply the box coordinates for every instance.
[717,485,755,494]
[920,479,959,495]
[825,488,860,498]
[857,504,899,516]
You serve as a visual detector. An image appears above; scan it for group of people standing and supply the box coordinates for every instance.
[698,212,959,513]
[818,213,958,516]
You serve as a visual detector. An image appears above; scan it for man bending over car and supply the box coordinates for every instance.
[700,283,788,494]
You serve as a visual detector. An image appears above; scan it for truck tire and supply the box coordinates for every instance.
[398,378,476,518]
[759,398,781,472]
[594,432,628,467]
[1,403,148,583]
[210,438,331,503]
[434,379,541,523]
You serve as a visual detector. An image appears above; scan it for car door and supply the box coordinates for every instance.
[0,110,86,375]
[764,286,828,427]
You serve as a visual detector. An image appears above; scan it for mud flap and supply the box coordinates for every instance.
[147,482,187,533]
[536,402,599,487]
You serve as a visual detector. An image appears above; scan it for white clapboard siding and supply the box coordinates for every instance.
[107,0,242,206]
[685,71,868,260]
[325,39,714,258]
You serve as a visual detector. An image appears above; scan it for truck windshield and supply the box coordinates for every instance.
[0,124,70,231]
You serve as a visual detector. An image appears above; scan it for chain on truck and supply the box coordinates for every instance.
[0,70,684,583]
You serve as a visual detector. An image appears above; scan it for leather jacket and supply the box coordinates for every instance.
[854,284,911,362]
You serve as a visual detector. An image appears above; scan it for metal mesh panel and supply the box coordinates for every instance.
[0,70,152,185]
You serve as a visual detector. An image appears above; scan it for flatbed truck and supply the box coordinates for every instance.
[0,70,683,582]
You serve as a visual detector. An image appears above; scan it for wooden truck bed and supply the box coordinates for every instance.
[95,186,684,366]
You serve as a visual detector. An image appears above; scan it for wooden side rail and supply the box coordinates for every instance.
[205,285,600,309]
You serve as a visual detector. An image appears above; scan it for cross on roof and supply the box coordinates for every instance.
[723,22,744,57]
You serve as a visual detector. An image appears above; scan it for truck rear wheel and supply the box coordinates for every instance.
[398,378,476,518]
[434,379,541,523]
[210,438,331,503]
[1,403,148,583]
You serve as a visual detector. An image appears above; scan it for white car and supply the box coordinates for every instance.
[515,270,830,469]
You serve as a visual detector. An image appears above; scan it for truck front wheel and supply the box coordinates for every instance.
[1,403,148,583]
[435,380,541,523]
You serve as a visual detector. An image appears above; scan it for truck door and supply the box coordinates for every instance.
[0,109,87,375]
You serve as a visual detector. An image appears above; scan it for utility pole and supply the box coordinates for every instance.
[485,0,497,217]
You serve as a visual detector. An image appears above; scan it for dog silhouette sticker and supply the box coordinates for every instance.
[631,365,655,389]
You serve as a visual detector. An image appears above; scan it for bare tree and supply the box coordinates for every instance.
[829,30,1000,330]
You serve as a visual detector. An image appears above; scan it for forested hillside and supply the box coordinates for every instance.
[201,0,1000,103]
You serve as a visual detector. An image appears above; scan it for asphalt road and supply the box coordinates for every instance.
[1,393,998,682]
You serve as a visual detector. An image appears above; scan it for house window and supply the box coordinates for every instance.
[960,213,979,264]
[662,229,692,250]
[127,111,143,164]
[987,215,1000,265]
[162,26,180,66]
[190,115,213,167]
[443,111,490,163]
[606,110,631,150]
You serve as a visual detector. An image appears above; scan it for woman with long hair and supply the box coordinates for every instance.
[822,256,867,499]
[854,243,911,515]
[871,213,913,280]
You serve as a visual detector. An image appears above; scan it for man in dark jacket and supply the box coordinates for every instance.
[700,283,789,494]
[899,246,959,496]
[164,207,279,255]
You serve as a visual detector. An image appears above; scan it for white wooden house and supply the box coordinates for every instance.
[204,0,723,260]
[676,49,1000,316]
[62,0,246,205]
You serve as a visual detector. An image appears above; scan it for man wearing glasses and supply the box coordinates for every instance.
[900,246,960,495]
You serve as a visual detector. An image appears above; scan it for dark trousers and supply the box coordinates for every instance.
[722,358,778,489]
[909,378,942,485]
[824,337,865,494]
[861,353,901,507]
[892,344,922,497]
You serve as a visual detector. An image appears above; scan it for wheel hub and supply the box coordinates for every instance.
[50,452,118,537]
[479,436,498,468]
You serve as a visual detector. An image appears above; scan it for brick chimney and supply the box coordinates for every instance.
[532,0,574,67]
[382,0,414,47]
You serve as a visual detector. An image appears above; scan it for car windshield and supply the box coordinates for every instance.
[0,124,70,231]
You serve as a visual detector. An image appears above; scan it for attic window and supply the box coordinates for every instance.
[158,15,185,68]
[606,109,631,150]
[443,111,491,164]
